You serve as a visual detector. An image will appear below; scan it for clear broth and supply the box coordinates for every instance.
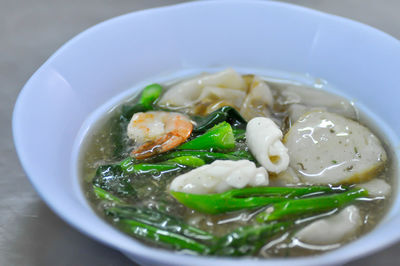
[80,72,396,257]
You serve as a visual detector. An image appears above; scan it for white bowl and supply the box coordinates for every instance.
[13,0,400,265]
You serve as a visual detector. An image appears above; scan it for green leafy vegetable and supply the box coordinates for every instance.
[171,186,341,214]
[109,114,130,158]
[92,165,136,197]
[118,156,204,175]
[121,83,163,119]
[105,205,215,241]
[211,221,293,256]
[194,106,247,133]
[93,185,123,203]
[124,162,185,175]
[105,204,214,253]
[227,150,255,161]
[121,104,147,120]
[178,122,235,151]
[155,150,253,163]
[256,188,368,222]
[119,219,210,254]
[139,83,163,109]
[232,128,246,141]
[167,156,206,167]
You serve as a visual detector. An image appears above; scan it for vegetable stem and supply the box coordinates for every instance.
[170,186,342,214]
[211,221,293,256]
[167,156,205,167]
[92,165,136,197]
[106,205,215,241]
[139,83,163,109]
[233,128,246,141]
[194,106,247,133]
[121,83,163,119]
[178,122,235,151]
[93,185,123,203]
[155,150,252,163]
[119,219,210,254]
[125,162,184,174]
[256,188,368,222]
[119,156,205,175]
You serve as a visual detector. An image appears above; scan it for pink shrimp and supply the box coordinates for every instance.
[127,111,193,159]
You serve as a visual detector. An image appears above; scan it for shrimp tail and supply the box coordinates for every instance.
[132,133,186,159]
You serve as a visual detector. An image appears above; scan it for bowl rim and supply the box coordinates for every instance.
[12,0,400,265]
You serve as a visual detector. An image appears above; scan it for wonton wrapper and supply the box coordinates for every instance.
[357,178,391,197]
[295,205,362,245]
[158,68,276,118]
[240,77,274,121]
[194,86,246,115]
[158,68,246,110]
[277,85,357,123]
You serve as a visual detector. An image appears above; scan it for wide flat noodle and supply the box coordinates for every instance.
[158,68,246,109]
[240,77,274,120]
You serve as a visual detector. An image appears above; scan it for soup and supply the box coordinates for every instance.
[80,69,394,257]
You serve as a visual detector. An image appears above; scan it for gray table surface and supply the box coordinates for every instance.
[1,0,399,265]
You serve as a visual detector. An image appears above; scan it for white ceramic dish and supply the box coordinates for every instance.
[13,1,400,265]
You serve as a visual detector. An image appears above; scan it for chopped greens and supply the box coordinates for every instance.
[178,122,235,151]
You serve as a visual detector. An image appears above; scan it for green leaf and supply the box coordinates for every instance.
[170,186,340,214]
[211,221,293,256]
[178,122,235,151]
[256,188,368,222]
[194,106,247,133]
[167,156,205,167]
[119,219,210,254]
[93,185,123,203]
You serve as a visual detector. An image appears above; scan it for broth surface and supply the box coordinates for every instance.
[80,71,396,257]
